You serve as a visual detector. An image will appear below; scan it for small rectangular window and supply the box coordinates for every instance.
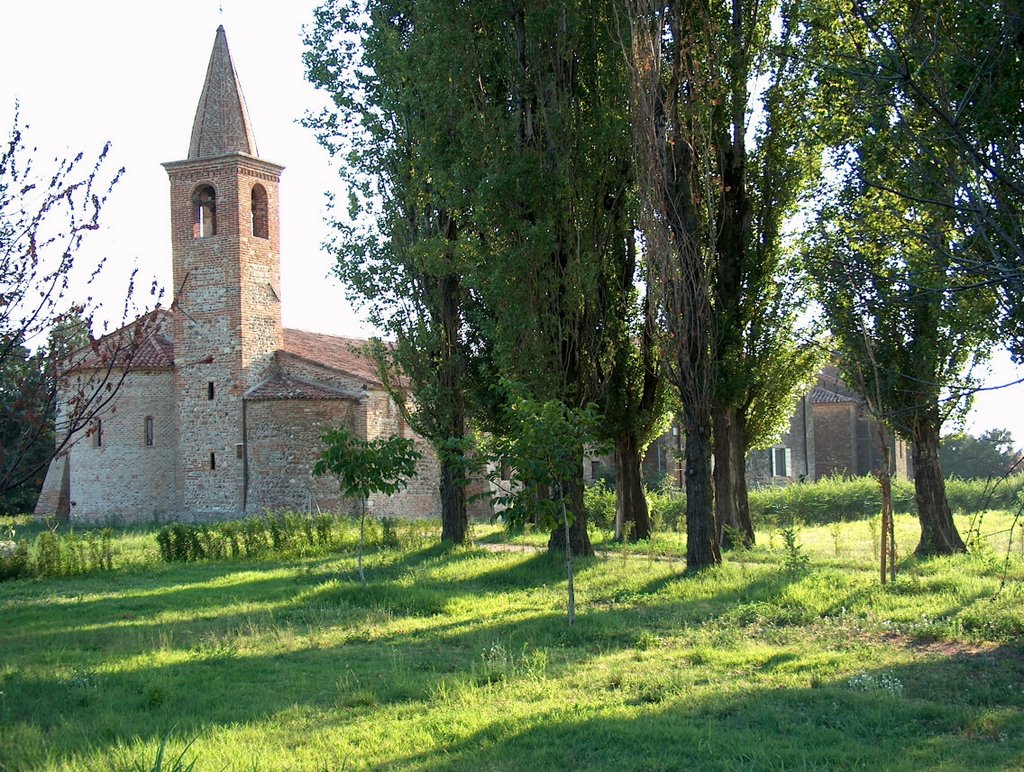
[210,452,216,470]
[207,382,215,400]
[771,447,791,477]
[144,416,154,447]
[93,418,103,448]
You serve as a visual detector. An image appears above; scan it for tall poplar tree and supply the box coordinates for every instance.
[627,0,822,564]
[804,0,1003,555]
[818,0,1024,356]
[705,0,825,548]
[464,0,635,556]
[629,0,722,569]
[304,0,478,544]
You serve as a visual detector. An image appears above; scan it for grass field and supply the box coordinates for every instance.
[2,511,1023,770]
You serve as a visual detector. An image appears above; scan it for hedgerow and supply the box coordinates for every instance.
[583,474,1024,533]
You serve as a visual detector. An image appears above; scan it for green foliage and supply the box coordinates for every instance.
[646,490,687,532]
[304,4,477,545]
[584,481,688,534]
[583,480,617,531]
[941,429,1023,481]
[804,0,1001,440]
[0,342,51,514]
[805,0,1024,354]
[313,427,421,501]
[583,473,1024,541]
[778,521,811,574]
[747,475,1024,527]
[488,397,603,533]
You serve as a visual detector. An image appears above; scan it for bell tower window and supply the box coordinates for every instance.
[194,185,217,237]
[251,184,268,239]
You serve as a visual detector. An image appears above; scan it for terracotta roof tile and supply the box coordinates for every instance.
[246,370,364,401]
[281,329,382,384]
[810,386,859,405]
[68,310,174,373]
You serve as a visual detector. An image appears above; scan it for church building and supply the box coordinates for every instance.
[35,27,445,523]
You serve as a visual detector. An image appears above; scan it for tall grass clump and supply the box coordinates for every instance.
[749,475,916,526]
[749,474,1024,527]
[944,475,1024,514]
[154,512,406,564]
[583,474,1023,542]
[0,519,116,581]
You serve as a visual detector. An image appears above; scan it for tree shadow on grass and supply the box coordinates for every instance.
[4,546,1021,769]
[383,650,1024,771]
[1,557,830,762]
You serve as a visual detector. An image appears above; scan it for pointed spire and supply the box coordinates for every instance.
[188,26,258,159]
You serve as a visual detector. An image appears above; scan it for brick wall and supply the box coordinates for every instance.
[61,370,178,523]
[813,402,857,478]
[164,155,285,516]
[747,394,815,486]
[245,398,356,514]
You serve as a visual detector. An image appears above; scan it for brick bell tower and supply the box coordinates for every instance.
[163,26,284,515]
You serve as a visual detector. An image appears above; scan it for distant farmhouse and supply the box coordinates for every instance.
[35,27,456,523]
[597,365,913,491]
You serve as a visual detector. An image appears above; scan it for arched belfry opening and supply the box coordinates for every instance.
[251,184,268,239]
[194,185,217,237]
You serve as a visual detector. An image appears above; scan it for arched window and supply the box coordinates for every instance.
[144,416,154,447]
[194,185,217,237]
[250,184,268,239]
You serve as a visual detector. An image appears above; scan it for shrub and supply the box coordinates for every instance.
[583,480,616,531]
[0,539,31,580]
[749,475,915,526]
[748,474,1024,528]
[944,475,1024,514]
[647,489,686,532]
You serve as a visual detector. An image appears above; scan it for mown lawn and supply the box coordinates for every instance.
[1,513,1023,770]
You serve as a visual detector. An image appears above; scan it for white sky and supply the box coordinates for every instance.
[2,0,1022,448]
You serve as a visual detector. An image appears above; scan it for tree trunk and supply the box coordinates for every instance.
[910,415,966,556]
[561,498,576,626]
[685,409,721,571]
[615,433,652,541]
[713,406,754,548]
[548,468,594,556]
[437,269,469,545]
[439,459,467,544]
[358,497,367,586]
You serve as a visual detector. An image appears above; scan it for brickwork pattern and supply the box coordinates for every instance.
[63,370,178,522]
[245,399,356,514]
[813,403,857,478]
